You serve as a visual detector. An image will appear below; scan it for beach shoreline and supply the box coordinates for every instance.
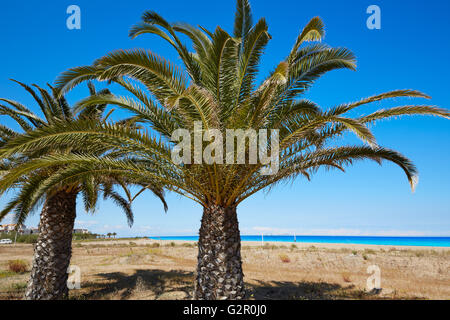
[78,238,450,251]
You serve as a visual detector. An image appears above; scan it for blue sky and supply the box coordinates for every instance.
[0,0,449,237]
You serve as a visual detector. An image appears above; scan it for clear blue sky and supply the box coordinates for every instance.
[0,0,449,237]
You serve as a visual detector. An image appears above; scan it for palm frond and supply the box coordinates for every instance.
[234,0,253,44]
[288,16,325,63]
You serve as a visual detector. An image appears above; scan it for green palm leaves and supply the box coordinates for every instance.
[0,81,167,226]
[2,0,450,212]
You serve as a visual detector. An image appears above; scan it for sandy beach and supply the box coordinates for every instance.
[1,239,448,300]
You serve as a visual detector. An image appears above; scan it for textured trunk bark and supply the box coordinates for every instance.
[24,190,77,300]
[194,204,245,300]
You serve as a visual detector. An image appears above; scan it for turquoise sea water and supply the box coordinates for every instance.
[149,235,450,247]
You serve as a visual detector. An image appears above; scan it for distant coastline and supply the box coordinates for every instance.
[149,235,450,247]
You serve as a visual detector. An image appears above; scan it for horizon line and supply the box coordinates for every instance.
[145,234,450,238]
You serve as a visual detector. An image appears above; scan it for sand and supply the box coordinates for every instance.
[0,239,448,300]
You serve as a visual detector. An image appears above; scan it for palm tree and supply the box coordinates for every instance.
[0,80,167,299]
[1,0,449,299]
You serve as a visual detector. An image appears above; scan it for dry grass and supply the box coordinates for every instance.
[279,254,291,263]
[7,260,28,273]
[0,240,449,300]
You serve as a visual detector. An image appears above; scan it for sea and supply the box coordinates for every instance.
[148,235,450,247]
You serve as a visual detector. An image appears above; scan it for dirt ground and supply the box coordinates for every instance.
[0,239,448,300]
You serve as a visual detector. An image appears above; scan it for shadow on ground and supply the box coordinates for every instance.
[75,269,382,300]
[247,280,375,300]
[77,269,195,300]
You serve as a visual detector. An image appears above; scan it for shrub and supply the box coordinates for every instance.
[169,241,176,247]
[72,233,98,241]
[279,254,291,263]
[18,234,38,244]
[11,282,27,291]
[0,270,15,279]
[290,244,297,250]
[147,248,162,255]
[0,233,38,244]
[415,251,425,257]
[8,260,28,273]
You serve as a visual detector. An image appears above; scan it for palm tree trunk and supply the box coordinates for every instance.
[194,204,245,300]
[24,189,77,300]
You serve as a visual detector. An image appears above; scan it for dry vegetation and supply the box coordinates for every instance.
[0,240,448,300]
[7,260,28,274]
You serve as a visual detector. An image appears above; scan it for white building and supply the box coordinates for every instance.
[73,229,90,234]
[0,224,23,233]
[0,224,38,234]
